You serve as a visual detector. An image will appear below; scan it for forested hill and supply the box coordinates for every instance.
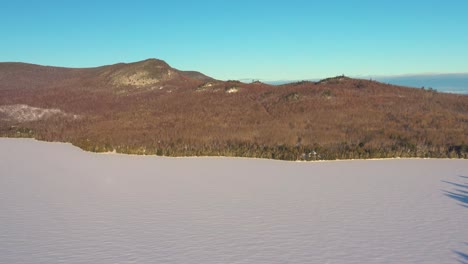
[1,59,467,160]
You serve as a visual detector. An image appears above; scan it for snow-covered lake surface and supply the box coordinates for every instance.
[1,138,467,264]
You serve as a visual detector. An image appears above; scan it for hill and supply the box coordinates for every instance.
[1,59,467,160]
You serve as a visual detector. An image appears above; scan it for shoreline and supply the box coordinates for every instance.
[1,137,465,163]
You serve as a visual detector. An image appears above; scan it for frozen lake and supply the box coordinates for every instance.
[1,138,467,264]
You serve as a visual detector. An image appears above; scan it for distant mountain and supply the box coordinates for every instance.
[0,59,467,160]
[374,73,468,94]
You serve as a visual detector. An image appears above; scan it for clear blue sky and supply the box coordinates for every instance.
[1,0,467,80]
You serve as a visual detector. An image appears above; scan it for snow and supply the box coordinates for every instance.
[0,104,75,122]
[226,87,239,93]
[0,138,467,264]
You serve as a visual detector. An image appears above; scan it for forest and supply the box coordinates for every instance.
[1,59,467,160]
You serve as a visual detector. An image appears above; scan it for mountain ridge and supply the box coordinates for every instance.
[265,73,468,94]
[1,58,467,160]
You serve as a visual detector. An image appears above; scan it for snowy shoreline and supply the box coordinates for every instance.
[1,137,462,163]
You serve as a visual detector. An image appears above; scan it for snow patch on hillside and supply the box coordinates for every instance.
[0,104,78,122]
[226,87,239,93]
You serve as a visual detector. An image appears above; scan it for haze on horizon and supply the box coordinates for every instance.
[1,0,467,81]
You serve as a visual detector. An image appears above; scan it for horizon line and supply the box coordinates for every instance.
[2,59,468,82]
[247,72,468,83]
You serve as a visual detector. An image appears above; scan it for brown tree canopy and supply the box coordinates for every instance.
[1,59,467,160]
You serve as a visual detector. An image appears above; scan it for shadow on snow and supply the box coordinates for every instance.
[443,176,468,263]
[442,178,468,207]
[454,250,468,264]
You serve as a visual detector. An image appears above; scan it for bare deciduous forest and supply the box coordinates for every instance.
[1,59,467,160]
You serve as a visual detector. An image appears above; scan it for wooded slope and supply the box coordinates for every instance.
[1,59,467,160]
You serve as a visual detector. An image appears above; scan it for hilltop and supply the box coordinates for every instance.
[1,59,467,160]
